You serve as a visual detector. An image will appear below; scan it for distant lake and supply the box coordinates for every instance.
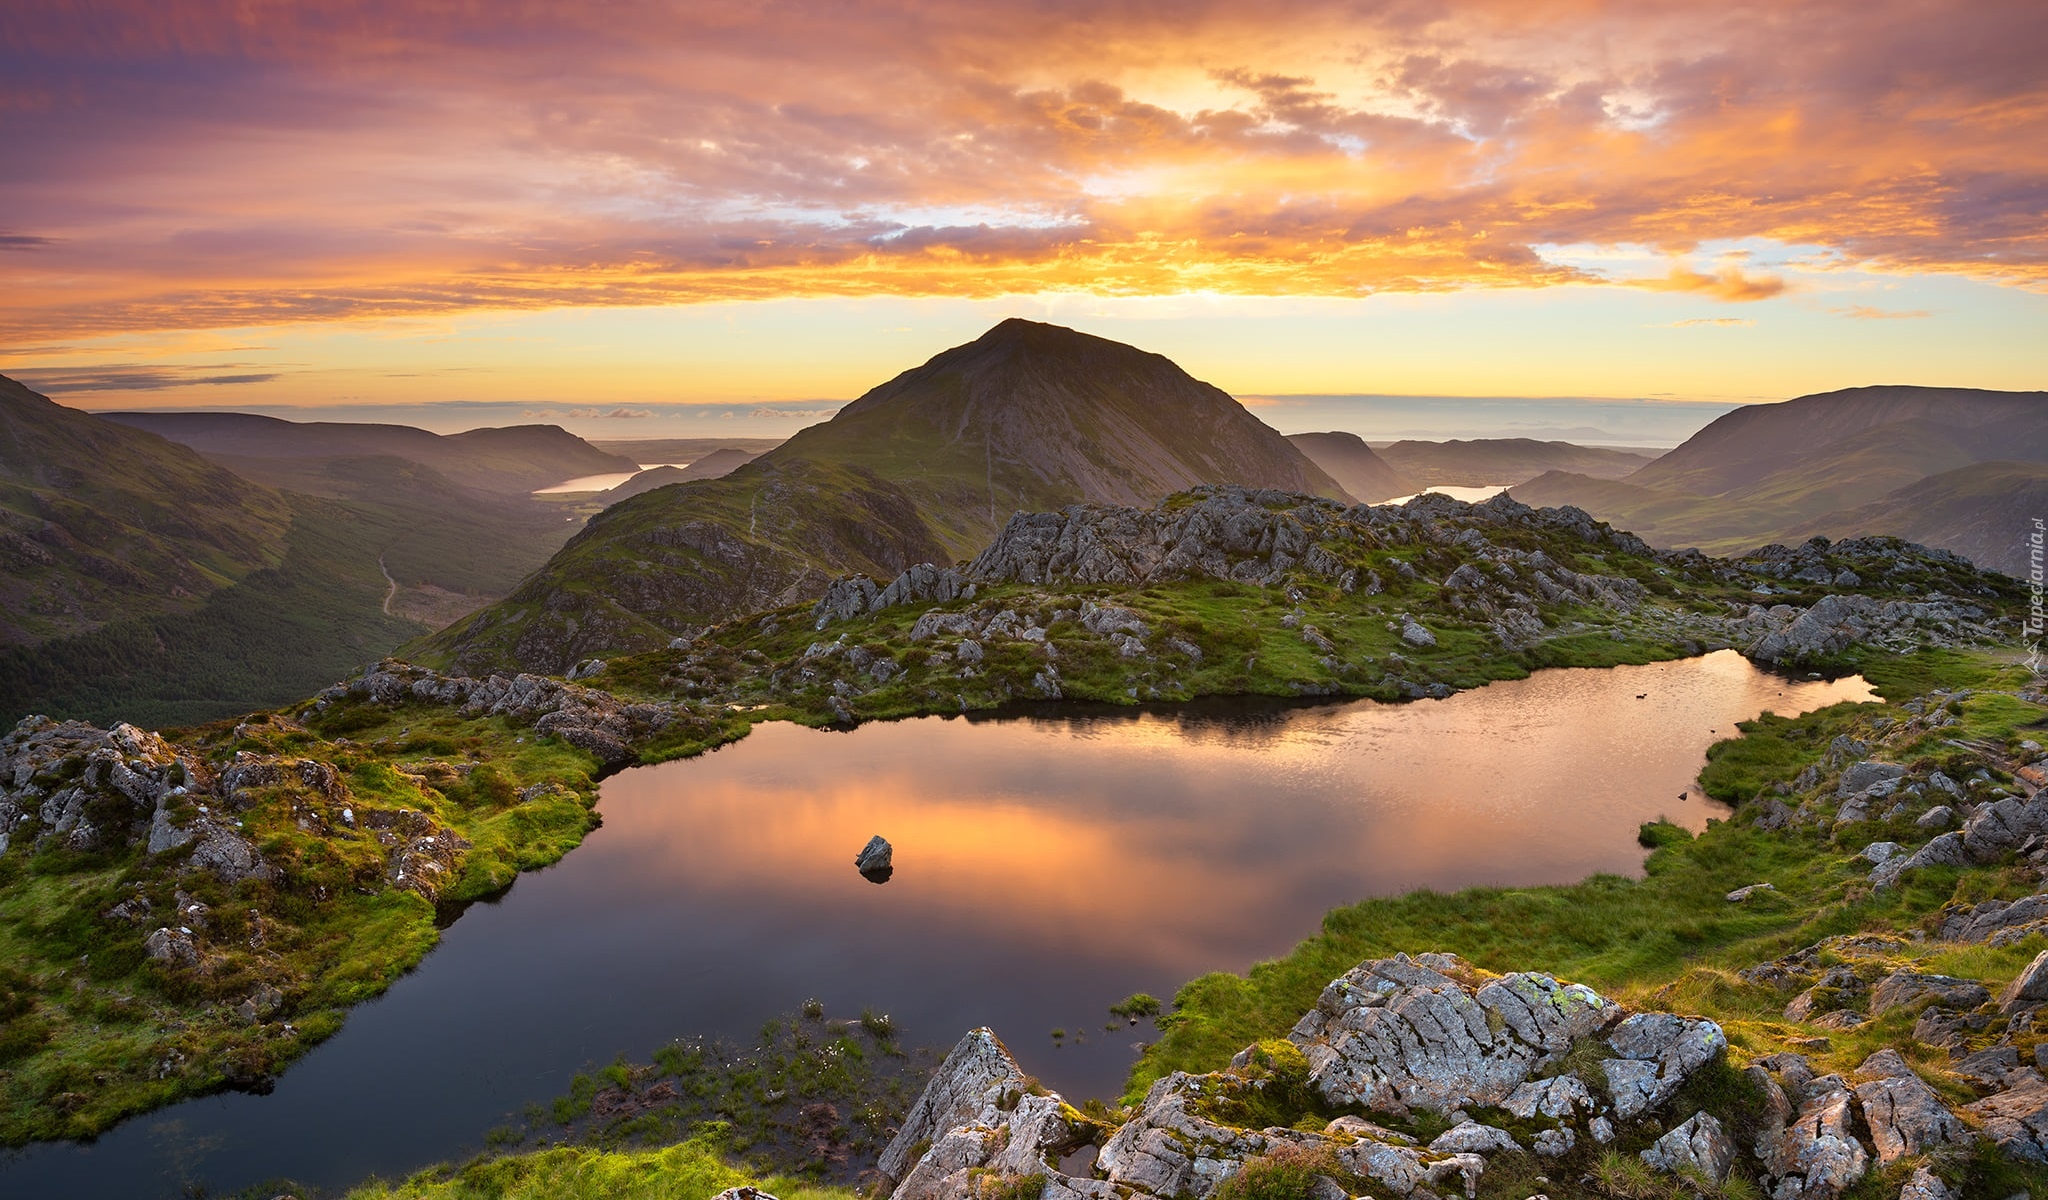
[1384,483,1511,504]
[532,463,689,494]
[1,652,1872,1199]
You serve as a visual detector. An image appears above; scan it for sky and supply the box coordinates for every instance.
[1,1,2043,440]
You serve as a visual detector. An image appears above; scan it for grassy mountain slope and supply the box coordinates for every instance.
[0,458,581,728]
[101,411,636,494]
[1792,461,2048,577]
[1375,437,1660,487]
[1626,385,2046,496]
[1511,387,2048,570]
[419,319,1348,675]
[1286,431,1414,502]
[0,376,294,647]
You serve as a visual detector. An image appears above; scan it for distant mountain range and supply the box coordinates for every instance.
[0,384,626,725]
[599,448,761,501]
[1284,433,1412,502]
[1374,438,1658,487]
[419,319,1347,674]
[1512,386,2048,575]
[101,410,636,494]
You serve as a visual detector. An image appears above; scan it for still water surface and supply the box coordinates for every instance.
[1,652,1871,1198]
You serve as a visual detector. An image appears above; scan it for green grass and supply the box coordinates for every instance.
[344,1130,856,1200]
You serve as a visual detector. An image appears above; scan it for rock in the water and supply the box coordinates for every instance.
[1852,1049,1967,1165]
[1641,1112,1736,1184]
[856,834,894,883]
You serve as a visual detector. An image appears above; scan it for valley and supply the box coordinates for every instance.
[0,323,2041,1200]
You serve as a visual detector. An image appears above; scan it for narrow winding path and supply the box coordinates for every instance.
[378,553,398,616]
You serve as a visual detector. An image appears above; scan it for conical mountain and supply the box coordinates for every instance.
[420,319,1346,674]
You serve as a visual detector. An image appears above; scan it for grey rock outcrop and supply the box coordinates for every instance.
[1641,1112,1736,1183]
[1288,953,1628,1113]
[877,1028,1033,1186]
[1966,1075,2048,1162]
[1852,1050,1968,1165]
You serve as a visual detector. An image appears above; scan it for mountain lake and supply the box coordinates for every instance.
[0,651,1872,1198]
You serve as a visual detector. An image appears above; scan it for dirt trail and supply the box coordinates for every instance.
[378,553,398,616]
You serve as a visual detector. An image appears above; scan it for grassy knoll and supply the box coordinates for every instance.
[344,1129,856,1200]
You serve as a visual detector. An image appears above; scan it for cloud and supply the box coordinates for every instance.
[749,406,840,421]
[1650,317,1757,328]
[1829,305,1932,320]
[0,0,2041,341]
[1634,266,1789,303]
[12,364,279,392]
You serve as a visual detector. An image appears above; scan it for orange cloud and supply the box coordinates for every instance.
[0,0,2042,342]
[1634,265,1790,303]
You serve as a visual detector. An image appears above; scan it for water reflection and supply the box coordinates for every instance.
[0,652,1870,1199]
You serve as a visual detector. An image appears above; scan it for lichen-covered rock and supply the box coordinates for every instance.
[2001,949,2048,1012]
[1868,971,1990,1017]
[1964,1077,2048,1163]
[1941,893,2048,945]
[1288,954,1624,1113]
[1756,1070,1869,1199]
[1898,1166,1953,1200]
[1852,1049,1968,1165]
[1641,1112,1736,1183]
[1600,1012,1728,1119]
[878,1028,1031,1185]
[1430,1121,1520,1154]
[143,926,200,968]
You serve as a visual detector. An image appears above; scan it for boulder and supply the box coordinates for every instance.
[1758,1075,1869,1199]
[877,1028,1030,1185]
[1429,1121,1520,1154]
[1868,970,1990,1017]
[1288,954,1621,1113]
[2001,948,2048,1012]
[1600,1012,1729,1119]
[1641,1112,1736,1184]
[1963,1076,2048,1163]
[143,926,200,968]
[1898,1167,1953,1200]
[856,834,894,883]
[1837,761,1905,797]
[1851,1049,1968,1165]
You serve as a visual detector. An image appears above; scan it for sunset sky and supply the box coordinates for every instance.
[2,1,2043,438]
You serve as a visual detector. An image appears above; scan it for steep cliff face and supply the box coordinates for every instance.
[422,321,1348,675]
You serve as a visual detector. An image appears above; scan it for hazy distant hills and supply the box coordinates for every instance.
[1512,386,2048,575]
[1285,433,1414,503]
[591,437,784,462]
[600,448,760,501]
[420,319,1348,674]
[0,383,596,726]
[0,374,293,645]
[1376,438,1660,487]
[102,410,637,494]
